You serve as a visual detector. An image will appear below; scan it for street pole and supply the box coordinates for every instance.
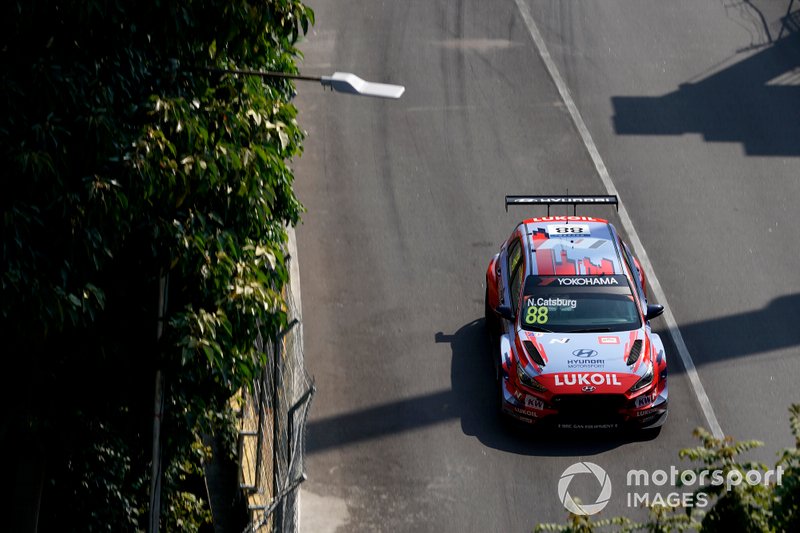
[148,272,168,533]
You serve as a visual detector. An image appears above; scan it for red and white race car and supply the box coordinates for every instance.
[485,195,668,432]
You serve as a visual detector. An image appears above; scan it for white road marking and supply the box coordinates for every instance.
[512,0,724,438]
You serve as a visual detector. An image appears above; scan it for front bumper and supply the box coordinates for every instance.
[500,378,668,430]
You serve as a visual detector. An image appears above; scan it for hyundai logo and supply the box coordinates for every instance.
[572,349,598,358]
[582,386,596,393]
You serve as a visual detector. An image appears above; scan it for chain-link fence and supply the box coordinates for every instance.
[238,252,314,533]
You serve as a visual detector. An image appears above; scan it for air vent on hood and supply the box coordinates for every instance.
[522,340,546,367]
[626,340,643,366]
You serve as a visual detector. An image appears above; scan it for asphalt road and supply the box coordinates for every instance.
[292,0,800,531]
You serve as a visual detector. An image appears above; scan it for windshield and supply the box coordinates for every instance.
[520,275,641,333]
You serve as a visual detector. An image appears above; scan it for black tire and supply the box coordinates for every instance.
[496,385,518,432]
[631,425,662,441]
[484,285,491,327]
[644,425,662,439]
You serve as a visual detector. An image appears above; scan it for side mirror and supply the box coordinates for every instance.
[496,305,515,321]
[646,304,664,321]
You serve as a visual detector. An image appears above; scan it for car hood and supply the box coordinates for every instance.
[518,329,649,393]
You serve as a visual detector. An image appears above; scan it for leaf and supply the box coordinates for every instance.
[246,109,261,126]
[278,129,289,151]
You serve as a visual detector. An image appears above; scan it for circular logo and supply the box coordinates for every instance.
[572,349,599,358]
[581,386,596,393]
[558,462,612,515]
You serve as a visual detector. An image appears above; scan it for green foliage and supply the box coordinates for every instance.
[2,0,313,528]
[534,502,698,533]
[52,418,148,530]
[535,511,635,532]
[678,429,772,532]
[635,504,699,532]
[162,439,213,533]
[772,404,800,532]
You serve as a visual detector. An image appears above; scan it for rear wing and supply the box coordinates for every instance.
[504,195,618,216]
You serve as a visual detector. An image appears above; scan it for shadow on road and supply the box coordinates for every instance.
[439,319,651,457]
[305,389,456,454]
[612,3,800,156]
[305,318,653,456]
[674,293,800,365]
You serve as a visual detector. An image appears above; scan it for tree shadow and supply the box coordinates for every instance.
[611,3,800,156]
[306,388,457,454]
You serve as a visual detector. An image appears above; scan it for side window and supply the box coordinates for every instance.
[507,238,524,313]
[620,240,647,305]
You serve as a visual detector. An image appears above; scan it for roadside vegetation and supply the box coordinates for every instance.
[1,0,312,529]
[535,405,800,533]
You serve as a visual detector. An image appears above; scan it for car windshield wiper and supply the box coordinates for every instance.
[568,327,612,333]
[525,325,554,333]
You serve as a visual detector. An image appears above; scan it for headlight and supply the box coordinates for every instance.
[629,362,654,392]
[516,362,548,392]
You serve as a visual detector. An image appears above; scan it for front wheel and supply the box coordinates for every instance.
[627,424,662,441]
[639,426,662,440]
[497,381,516,430]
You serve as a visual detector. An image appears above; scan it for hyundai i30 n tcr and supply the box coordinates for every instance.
[485,195,668,431]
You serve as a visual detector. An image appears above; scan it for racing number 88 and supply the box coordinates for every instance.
[525,306,548,325]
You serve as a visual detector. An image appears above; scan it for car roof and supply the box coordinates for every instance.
[519,216,625,276]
